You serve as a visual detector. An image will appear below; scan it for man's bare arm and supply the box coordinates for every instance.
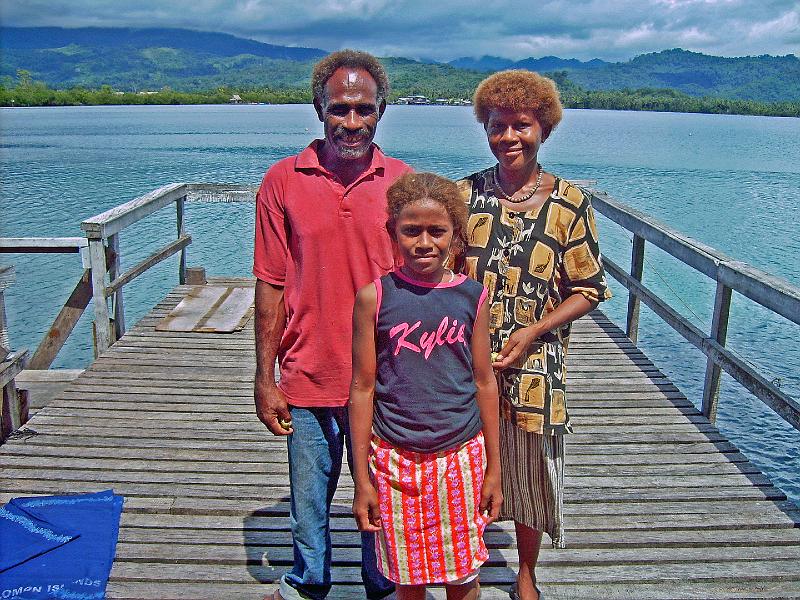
[254,279,292,436]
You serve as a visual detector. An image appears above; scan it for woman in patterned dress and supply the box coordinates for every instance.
[459,70,611,600]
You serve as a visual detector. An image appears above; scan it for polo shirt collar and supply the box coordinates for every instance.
[295,139,387,178]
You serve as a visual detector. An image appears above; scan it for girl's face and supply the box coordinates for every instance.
[393,198,454,283]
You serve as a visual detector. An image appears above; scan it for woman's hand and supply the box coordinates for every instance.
[353,482,382,533]
[493,325,541,370]
[480,471,503,523]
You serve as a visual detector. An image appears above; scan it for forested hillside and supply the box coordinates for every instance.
[2,27,798,108]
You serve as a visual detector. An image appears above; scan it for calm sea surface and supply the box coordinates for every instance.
[2,104,799,504]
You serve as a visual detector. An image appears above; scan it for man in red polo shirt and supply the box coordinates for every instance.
[254,50,411,600]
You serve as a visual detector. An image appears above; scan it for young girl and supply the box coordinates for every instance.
[349,172,502,600]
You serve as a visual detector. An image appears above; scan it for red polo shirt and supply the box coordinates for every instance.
[253,140,412,407]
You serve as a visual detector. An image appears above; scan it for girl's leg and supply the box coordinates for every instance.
[445,578,480,600]
[515,522,542,600]
[395,584,426,600]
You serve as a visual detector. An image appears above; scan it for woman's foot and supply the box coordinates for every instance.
[509,579,542,600]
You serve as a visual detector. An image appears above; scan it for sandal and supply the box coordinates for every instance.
[509,582,543,600]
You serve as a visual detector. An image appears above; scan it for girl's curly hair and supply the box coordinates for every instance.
[386,172,468,266]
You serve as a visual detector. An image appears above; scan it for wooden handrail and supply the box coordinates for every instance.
[588,187,800,430]
[81,183,187,239]
[0,237,88,254]
[105,235,192,296]
[183,183,258,204]
[589,189,800,322]
[81,183,192,354]
[602,256,800,430]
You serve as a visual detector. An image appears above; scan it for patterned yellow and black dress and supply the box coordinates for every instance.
[459,166,611,547]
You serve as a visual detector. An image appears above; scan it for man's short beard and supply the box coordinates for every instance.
[335,144,371,159]
[332,125,373,159]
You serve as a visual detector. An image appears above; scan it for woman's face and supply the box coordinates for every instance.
[485,108,544,174]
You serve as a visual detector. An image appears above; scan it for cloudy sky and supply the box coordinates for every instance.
[2,0,798,62]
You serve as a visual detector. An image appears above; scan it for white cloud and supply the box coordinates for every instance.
[1,0,797,60]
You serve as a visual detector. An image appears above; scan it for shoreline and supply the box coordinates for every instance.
[3,80,798,117]
[2,100,798,119]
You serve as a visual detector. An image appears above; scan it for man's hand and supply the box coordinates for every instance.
[254,379,293,436]
[254,279,289,436]
[353,482,382,532]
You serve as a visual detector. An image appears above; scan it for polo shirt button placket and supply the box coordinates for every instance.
[339,190,351,218]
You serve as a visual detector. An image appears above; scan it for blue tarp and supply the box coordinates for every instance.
[0,490,123,599]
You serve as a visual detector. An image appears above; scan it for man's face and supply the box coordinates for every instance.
[315,67,385,161]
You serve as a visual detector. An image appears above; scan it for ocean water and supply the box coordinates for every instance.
[1,104,799,504]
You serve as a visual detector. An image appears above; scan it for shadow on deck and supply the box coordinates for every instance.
[1,278,799,599]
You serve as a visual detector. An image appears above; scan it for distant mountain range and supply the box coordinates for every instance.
[2,27,799,102]
[1,27,325,61]
[449,55,609,72]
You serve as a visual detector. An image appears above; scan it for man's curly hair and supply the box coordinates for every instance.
[473,70,563,139]
[386,172,469,264]
[311,50,390,105]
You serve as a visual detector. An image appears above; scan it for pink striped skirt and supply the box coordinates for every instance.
[369,432,489,585]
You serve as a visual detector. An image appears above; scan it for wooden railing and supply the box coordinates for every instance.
[80,183,193,354]
[0,237,89,371]
[3,182,797,435]
[0,184,260,369]
[587,187,800,431]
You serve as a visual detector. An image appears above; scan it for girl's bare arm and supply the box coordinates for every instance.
[472,299,503,521]
[348,283,382,532]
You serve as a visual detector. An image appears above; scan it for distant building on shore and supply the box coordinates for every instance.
[395,95,430,105]
[394,95,471,106]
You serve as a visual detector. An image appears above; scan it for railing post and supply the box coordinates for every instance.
[0,266,12,356]
[702,280,732,422]
[107,233,126,341]
[88,237,112,355]
[177,195,187,285]
[626,234,645,343]
[0,266,27,435]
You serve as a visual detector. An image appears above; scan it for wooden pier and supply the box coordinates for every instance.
[1,277,799,599]
[2,182,800,598]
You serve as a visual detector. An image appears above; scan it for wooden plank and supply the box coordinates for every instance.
[0,237,87,252]
[88,237,112,354]
[626,233,645,342]
[112,542,800,565]
[155,286,252,332]
[3,454,770,480]
[0,269,12,358]
[717,260,800,326]
[0,350,28,389]
[176,196,186,285]
[105,580,800,600]
[108,233,126,340]
[81,183,186,238]
[1,443,751,467]
[108,526,800,548]
[28,270,93,369]
[190,286,254,332]
[589,188,722,278]
[2,281,798,600]
[105,561,800,584]
[105,234,191,297]
[702,280,732,422]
